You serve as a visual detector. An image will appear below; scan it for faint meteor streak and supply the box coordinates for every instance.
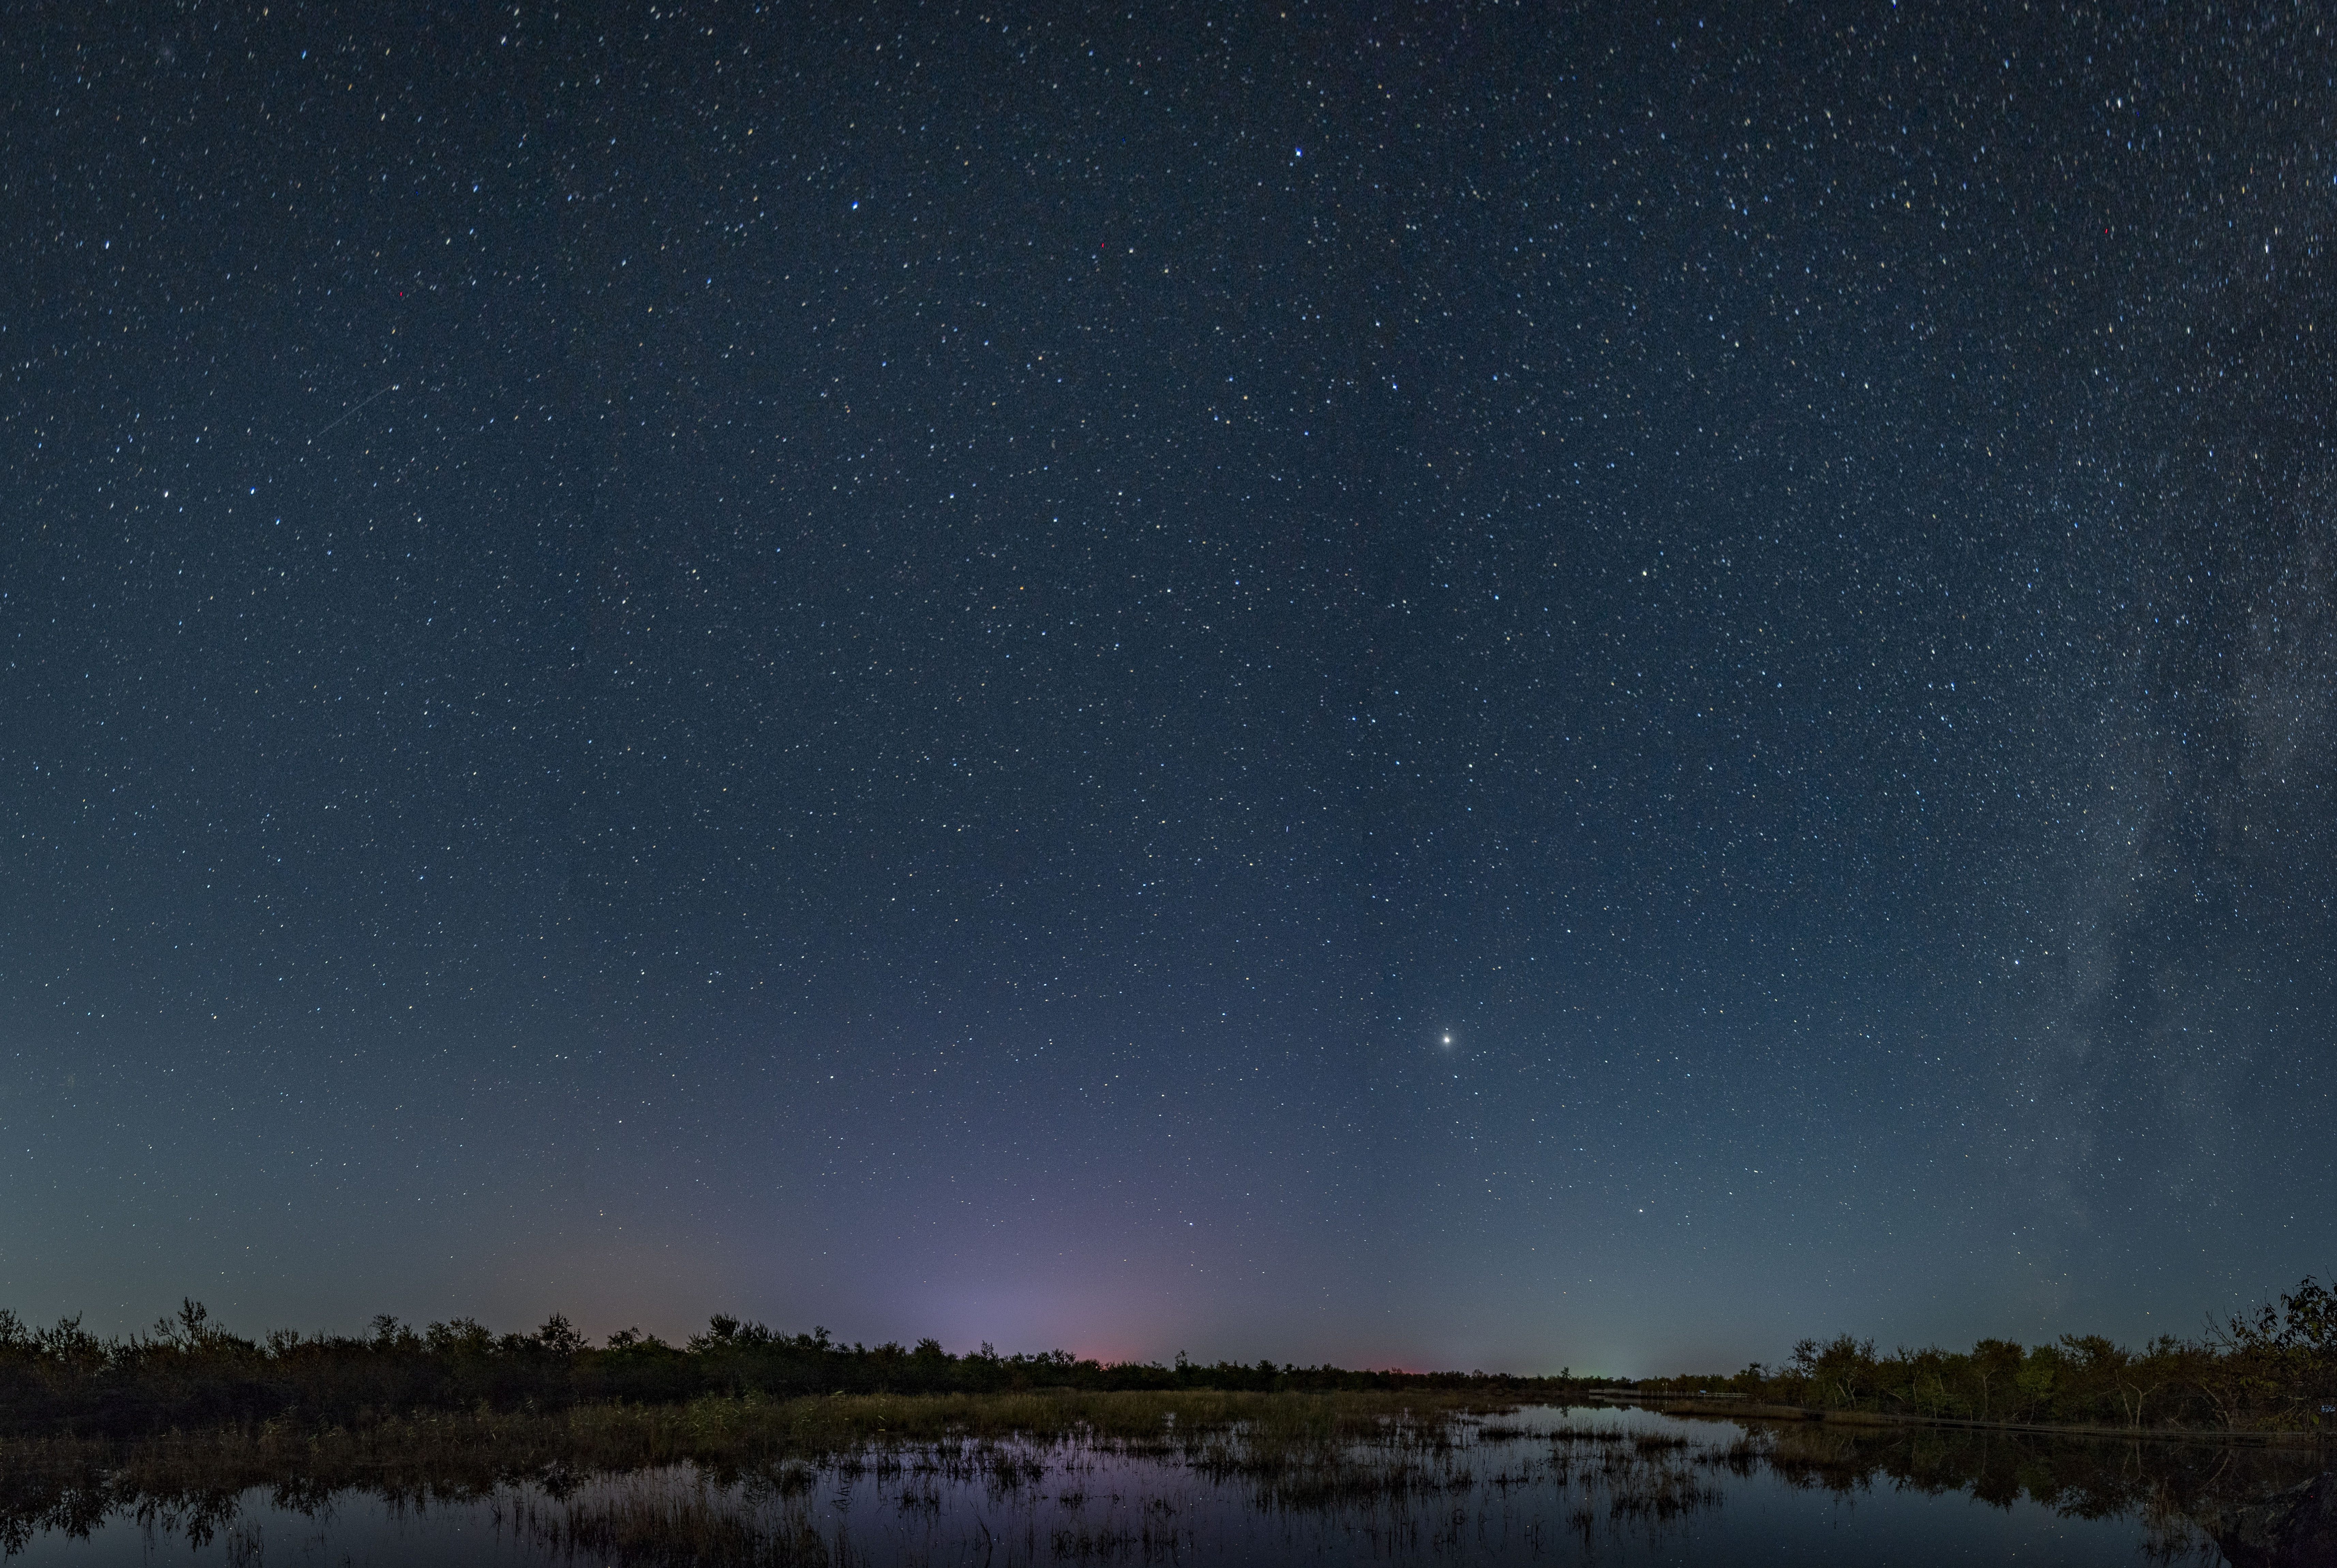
[310,383,401,441]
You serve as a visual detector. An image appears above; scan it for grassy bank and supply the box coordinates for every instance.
[0,1387,1525,1492]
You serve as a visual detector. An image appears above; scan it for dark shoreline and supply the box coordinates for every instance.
[1593,1390,2335,1447]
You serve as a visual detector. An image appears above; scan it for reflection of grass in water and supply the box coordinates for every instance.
[0,1389,1511,1497]
[1533,1419,1723,1533]
[5,1400,2317,1565]
[1707,1415,2323,1562]
[507,1473,833,1568]
[1195,1415,1722,1542]
[1170,1397,1614,1516]
[1605,1458,1721,1523]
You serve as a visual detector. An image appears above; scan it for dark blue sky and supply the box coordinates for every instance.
[4,3,2333,1375]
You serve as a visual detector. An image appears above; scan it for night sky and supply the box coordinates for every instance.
[6,4,2335,1376]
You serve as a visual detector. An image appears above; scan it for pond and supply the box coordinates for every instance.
[2,1403,2322,1565]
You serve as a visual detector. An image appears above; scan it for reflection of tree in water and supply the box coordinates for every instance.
[0,1411,2324,1564]
[0,1472,252,1559]
[0,1465,108,1555]
[1686,1413,2324,1557]
[0,1437,525,1559]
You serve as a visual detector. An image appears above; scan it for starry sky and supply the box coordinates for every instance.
[5,4,2334,1375]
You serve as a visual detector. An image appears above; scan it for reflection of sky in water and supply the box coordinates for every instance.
[0,1408,2277,1566]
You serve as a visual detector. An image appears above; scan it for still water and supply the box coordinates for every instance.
[2,1404,2315,1566]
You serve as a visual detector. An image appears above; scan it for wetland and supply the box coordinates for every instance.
[2,1394,2326,1565]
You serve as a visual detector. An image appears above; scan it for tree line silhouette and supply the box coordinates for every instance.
[0,1302,1563,1437]
[1618,1275,2337,1433]
[6,1275,2328,1439]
